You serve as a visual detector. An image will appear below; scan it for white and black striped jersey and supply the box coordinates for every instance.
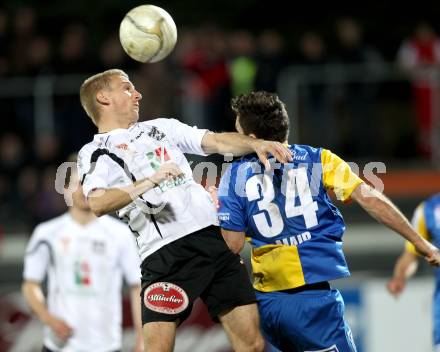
[77,118,218,262]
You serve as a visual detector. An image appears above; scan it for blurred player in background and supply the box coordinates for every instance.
[22,155,143,352]
[388,193,440,350]
[216,91,440,352]
[76,69,293,352]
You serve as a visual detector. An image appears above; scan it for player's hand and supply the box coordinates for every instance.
[207,186,219,209]
[150,162,183,184]
[47,315,73,341]
[386,277,406,298]
[252,140,292,170]
[425,248,440,267]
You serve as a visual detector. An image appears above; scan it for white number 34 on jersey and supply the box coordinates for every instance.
[246,167,318,238]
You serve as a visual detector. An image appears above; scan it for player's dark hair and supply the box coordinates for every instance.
[231,91,289,143]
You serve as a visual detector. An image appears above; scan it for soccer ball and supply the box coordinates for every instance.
[119,5,177,63]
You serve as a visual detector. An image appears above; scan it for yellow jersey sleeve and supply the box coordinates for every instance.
[406,203,431,255]
[321,149,364,202]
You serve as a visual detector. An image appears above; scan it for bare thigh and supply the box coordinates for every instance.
[219,303,265,352]
[143,321,178,352]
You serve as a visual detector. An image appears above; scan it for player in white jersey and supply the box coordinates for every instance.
[22,158,143,352]
[77,69,293,352]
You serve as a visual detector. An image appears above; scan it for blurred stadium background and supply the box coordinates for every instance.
[0,1,439,351]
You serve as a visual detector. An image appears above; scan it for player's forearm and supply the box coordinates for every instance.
[392,252,418,280]
[22,281,52,325]
[353,184,435,257]
[88,178,155,216]
[130,285,143,336]
[202,132,259,155]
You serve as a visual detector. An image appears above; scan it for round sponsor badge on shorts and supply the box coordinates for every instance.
[144,282,189,314]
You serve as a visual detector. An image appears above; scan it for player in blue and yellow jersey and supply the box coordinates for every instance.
[217,92,440,352]
[388,193,440,350]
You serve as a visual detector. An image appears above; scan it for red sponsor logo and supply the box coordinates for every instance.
[155,147,170,161]
[116,143,129,150]
[144,282,189,314]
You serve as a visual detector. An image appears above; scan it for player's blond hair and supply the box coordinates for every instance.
[79,69,129,125]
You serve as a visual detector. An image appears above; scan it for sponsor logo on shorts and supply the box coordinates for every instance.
[144,282,189,314]
[304,345,339,352]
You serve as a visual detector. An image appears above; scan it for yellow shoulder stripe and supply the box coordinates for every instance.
[321,149,364,202]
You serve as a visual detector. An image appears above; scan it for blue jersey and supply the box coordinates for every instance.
[218,145,364,292]
[406,193,440,345]
[406,194,440,273]
[425,194,440,248]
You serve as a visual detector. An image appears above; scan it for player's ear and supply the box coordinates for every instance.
[96,91,110,106]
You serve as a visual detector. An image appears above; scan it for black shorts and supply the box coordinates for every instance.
[140,225,256,325]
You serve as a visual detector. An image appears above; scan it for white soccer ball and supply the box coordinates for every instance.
[119,5,177,63]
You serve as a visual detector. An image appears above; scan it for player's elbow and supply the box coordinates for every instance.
[21,280,38,298]
[231,242,244,254]
[352,183,381,210]
[201,132,221,154]
[221,230,246,254]
[224,238,245,254]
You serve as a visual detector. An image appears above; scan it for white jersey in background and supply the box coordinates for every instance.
[23,213,140,352]
[77,118,218,261]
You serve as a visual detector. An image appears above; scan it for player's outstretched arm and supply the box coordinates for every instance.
[201,132,292,170]
[387,251,418,298]
[22,280,73,341]
[351,183,440,265]
[88,162,183,216]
